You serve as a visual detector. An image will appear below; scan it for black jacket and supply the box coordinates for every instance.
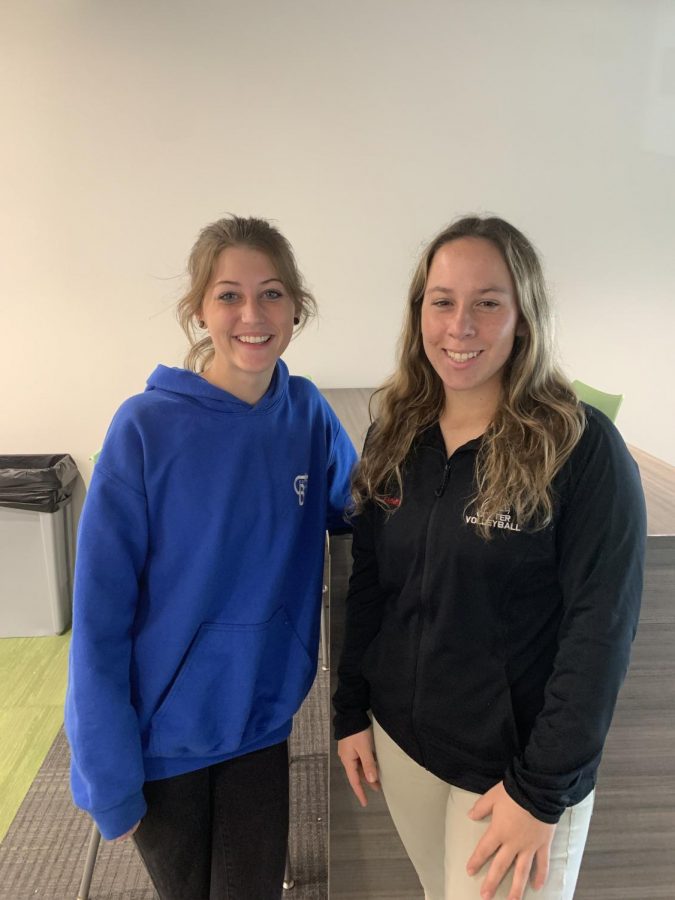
[333,406,646,823]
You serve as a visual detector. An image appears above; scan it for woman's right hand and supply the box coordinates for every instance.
[337,726,381,807]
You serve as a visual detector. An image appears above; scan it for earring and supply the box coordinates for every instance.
[197,319,205,328]
[293,316,300,325]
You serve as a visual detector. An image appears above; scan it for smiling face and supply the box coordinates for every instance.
[421,237,524,409]
[199,245,296,403]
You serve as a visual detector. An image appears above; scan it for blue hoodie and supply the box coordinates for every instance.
[65,361,357,839]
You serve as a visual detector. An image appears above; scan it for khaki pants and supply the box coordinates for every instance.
[373,719,594,900]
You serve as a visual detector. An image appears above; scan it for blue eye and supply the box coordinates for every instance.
[217,292,238,303]
[263,289,282,300]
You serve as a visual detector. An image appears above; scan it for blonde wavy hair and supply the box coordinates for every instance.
[352,216,585,535]
[176,216,317,372]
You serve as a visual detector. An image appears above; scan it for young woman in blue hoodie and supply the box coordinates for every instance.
[66,216,357,899]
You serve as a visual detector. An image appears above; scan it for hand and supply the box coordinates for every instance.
[337,727,381,807]
[111,820,141,842]
[466,781,556,900]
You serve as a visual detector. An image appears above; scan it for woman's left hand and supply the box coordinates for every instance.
[466,781,556,900]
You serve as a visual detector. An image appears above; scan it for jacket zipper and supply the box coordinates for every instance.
[434,459,452,498]
[410,454,452,766]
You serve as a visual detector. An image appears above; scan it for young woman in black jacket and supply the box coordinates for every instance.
[333,216,646,900]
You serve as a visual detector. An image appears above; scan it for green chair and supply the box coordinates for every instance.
[571,380,623,423]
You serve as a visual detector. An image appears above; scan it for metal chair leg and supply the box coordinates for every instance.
[283,845,295,890]
[320,595,328,671]
[320,531,331,671]
[77,822,101,900]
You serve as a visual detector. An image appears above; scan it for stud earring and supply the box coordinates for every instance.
[198,319,205,328]
[293,316,300,325]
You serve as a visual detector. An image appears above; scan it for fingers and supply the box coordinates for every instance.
[358,746,381,790]
[468,828,549,899]
[481,846,514,900]
[478,848,533,900]
[468,792,493,822]
[503,853,533,900]
[346,756,381,806]
[466,782,556,898]
[466,828,501,877]
[344,757,369,807]
[337,729,381,807]
[531,844,551,890]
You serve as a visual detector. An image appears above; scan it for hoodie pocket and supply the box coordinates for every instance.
[147,606,314,759]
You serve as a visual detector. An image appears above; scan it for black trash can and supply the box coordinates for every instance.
[0,454,79,636]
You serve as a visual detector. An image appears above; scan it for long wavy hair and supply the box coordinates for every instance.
[176,215,317,372]
[352,216,585,536]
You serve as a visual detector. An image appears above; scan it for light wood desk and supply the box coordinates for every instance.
[629,445,675,537]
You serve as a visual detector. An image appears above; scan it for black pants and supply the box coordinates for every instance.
[133,741,289,900]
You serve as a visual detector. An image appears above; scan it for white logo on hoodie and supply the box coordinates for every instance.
[294,474,309,506]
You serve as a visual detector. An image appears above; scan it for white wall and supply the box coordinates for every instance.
[2,0,674,484]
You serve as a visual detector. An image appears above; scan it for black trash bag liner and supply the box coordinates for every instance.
[0,454,79,513]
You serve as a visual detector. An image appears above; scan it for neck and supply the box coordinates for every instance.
[201,362,274,405]
[440,383,502,432]
[438,388,500,457]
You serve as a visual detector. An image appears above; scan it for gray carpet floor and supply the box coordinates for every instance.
[0,667,328,900]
